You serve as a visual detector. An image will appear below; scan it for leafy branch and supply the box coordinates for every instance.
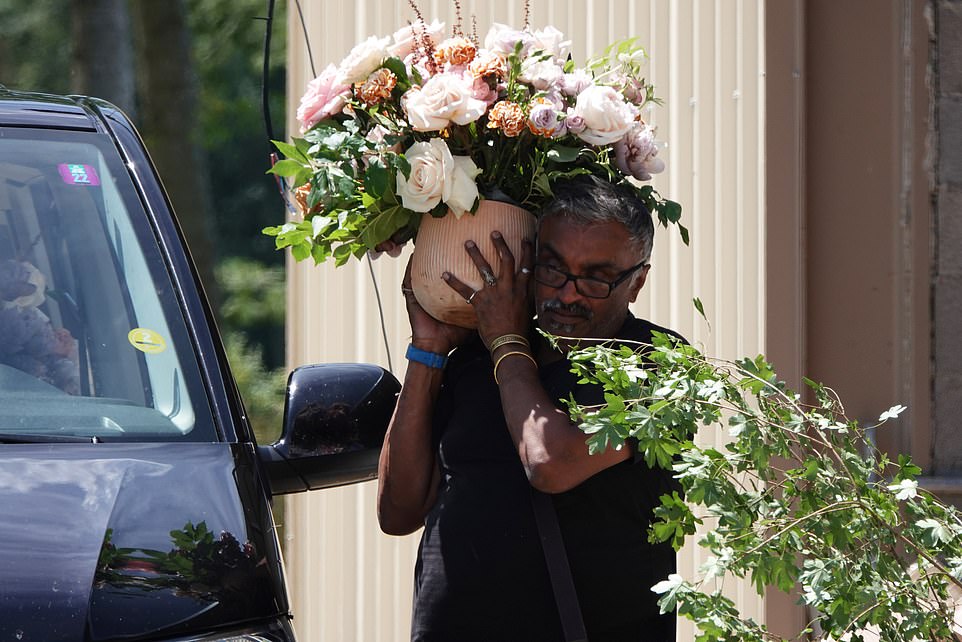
[564,333,962,641]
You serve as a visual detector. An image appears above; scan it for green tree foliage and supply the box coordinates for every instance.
[224,331,285,445]
[0,0,70,93]
[189,0,288,264]
[216,256,284,369]
[565,334,962,641]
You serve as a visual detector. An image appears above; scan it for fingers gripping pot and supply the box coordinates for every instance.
[410,199,535,329]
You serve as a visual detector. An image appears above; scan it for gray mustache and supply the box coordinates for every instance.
[540,299,592,319]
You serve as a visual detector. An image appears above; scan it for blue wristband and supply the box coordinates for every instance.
[406,344,448,369]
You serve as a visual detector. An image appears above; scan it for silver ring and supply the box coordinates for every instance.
[401,287,414,295]
[520,267,531,275]
[466,290,479,304]
[481,269,497,287]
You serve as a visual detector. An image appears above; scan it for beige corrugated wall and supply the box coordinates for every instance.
[283,2,766,639]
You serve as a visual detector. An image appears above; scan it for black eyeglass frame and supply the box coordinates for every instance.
[532,259,650,299]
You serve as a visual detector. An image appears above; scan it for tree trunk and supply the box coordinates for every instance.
[70,0,136,119]
[130,0,219,307]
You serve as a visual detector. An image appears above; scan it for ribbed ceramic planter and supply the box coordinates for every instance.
[410,199,536,329]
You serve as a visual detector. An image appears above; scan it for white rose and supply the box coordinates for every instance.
[397,140,479,217]
[531,26,571,60]
[571,85,636,146]
[444,156,481,217]
[402,72,488,131]
[337,35,391,85]
[397,140,450,212]
[389,19,445,58]
[519,58,564,91]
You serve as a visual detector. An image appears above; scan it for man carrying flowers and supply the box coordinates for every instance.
[377,175,682,641]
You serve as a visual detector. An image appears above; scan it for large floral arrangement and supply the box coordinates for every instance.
[265,5,685,265]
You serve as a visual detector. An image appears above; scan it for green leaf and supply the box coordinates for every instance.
[266,159,307,178]
[272,139,309,163]
[545,145,582,163]
[693,297,708,323]
[363,160,390,199]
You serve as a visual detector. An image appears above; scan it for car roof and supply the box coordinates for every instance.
[0,88,99,131]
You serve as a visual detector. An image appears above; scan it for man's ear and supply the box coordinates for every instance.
[627,264,651,303]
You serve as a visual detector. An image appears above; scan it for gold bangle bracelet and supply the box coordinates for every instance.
[488,333,530,352]
[493,350,537,385]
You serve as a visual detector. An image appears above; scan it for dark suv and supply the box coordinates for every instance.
[0,89,399,641]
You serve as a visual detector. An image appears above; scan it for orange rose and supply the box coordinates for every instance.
[434,37,477,67]
[356,68,398,106]
[487,101,526,137]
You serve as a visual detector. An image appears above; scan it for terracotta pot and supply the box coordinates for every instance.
[410,199,536,329]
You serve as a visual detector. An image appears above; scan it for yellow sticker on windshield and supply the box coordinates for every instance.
[128,328,167,354]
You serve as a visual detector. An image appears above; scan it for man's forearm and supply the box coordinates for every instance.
[494,347,632,493]
[376,361,444,535]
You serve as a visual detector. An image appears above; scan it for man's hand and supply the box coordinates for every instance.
[402,259,472,354]
[441,232,535,347]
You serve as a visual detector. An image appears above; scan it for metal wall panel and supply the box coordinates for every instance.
[284,2,766,639]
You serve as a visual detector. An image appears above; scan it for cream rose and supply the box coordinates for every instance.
[397,140,479,217]
[531,26,571,60]
[570,85,637,146]
[444,156,481,217]
[519,58,564,91]
[337,35,391,85]
[389,19,445,58]
[402,72,488,131]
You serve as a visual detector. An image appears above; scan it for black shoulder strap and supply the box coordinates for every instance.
[529,488,589,642]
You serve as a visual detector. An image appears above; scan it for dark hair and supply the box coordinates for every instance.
[539,175,654,262]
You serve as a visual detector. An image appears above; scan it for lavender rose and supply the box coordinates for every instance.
[614,123,665,181]
[528,101,567,138]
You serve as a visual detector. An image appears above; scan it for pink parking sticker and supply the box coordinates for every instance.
[58,163,101,186]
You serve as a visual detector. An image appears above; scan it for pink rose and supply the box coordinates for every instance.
[614,123,665,181]
[402,72,488,131]
[296,64,350,132]
[570,85,636,146]
[470,76,498,106]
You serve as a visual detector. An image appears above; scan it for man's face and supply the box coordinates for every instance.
[534,215,650,339]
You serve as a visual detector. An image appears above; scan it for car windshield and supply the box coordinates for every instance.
[0,128,217,442]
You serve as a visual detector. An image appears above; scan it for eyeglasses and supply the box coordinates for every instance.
[533,260,649,299]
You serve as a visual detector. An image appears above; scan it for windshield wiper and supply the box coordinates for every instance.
[0,433,103,444]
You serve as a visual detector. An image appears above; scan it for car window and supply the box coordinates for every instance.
[0,128,217,442]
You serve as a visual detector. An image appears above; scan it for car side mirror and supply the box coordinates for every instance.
[258,363,400,495]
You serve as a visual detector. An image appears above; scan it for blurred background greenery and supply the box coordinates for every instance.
[0,0,289,444]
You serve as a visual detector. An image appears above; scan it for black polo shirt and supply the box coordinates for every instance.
[411,315,681,642]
